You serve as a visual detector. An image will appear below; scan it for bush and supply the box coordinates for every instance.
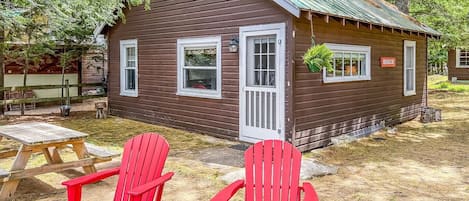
[439,82,449,89]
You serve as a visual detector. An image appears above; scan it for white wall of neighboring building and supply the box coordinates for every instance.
[5,74,78,98]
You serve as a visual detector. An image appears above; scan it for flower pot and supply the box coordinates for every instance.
[60,105,71,117]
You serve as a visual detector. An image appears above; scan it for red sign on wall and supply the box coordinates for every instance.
[380,57,396,68]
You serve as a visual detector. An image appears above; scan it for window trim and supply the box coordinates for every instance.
[456,49,469,68]
[323,43,371,83]
[403,40,416,96]
[120,39,138,97]
[176,36,222,99]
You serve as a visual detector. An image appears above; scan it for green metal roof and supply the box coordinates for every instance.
[289,0,440,36]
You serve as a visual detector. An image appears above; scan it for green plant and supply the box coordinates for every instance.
[439,82,449,89]
[303,44,334,73]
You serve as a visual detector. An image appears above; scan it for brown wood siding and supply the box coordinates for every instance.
[81,51,107,93]
[293,15,427,151]
[448,49,469,80]
[107,0,292,140]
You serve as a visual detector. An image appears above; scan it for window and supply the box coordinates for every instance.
[456,49,469,68]
[177,36,222,99]
[120,39,138,97]
[323,43,371,83]
[247,36,277,87]
[404,40,416,96]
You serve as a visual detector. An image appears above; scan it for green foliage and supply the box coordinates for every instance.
[2,0,56,68]
[387,0,469,65]
[428,75,469,92]
[0,0,153,113]
[410,0,469,48]
[439,82,449,89]
[303,44,334,73]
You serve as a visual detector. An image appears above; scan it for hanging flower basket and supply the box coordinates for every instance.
[303,44,334,73]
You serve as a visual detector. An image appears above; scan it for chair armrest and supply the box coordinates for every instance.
[210,179,245,201]
[62,167,120,187]
[127,172,174,196]
[301,182,319,201]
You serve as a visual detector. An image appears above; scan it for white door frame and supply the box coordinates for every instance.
[238,23,286,143]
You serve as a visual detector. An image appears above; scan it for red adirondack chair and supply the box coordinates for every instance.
[211,140,319,201]
[62,133,174,201]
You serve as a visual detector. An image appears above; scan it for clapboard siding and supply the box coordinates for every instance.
[107,0,292,139]
[293,15,427,151]
[81,50,107,93]
[448,49,469,80]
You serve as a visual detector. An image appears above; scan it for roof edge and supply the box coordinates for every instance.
[272,0,301,18]
[93,23,106,38]
[301,9,441,38]
[95,0,302,36]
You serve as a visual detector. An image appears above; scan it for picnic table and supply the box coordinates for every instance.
[0,122,118,200]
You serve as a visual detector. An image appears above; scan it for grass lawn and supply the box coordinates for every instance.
[428,75,469,92]
[0,75,468,200]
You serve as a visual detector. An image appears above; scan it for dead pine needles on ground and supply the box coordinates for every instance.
[0,77,468,200]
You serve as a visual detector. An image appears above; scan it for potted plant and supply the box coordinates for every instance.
[303,44,334,73]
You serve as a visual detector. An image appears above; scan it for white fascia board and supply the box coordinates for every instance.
[93,23,106,38]
[272,0,301,18]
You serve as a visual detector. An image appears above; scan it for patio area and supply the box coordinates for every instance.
[0,89,468,200]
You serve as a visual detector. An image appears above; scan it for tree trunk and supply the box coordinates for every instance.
[61,46,66,105]
[0,25,4,115]
[21,68,27,115]
[21,37,31,116]
[440,62,445,75]
[394,0,410,14]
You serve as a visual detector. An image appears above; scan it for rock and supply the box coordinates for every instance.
[220,158,338,183]
[221,168,244,184]
[330,123,385,145]
[386,126,397,134]
[300,158,338,180]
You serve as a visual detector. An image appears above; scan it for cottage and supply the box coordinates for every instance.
[448,49,469,81]
[98,0,439,151]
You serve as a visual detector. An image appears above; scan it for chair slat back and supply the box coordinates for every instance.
[113,133,170,201]
[244,140,302,201]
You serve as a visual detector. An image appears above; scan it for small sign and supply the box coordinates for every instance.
[380,57,396,68]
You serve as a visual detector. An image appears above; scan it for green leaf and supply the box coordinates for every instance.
[303,44,334,73]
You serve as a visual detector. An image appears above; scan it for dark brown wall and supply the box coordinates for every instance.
[293,15,427,151]
[107,0,293,140]
[81,50,107,93]
[448,49,469,80]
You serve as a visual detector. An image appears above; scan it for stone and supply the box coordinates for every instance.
[330,122,385,145]
[220,158,338,184]
[300,158,338,180]
[221,168,245,184]
[386,127,397,134]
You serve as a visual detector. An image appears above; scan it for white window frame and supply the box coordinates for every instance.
[456,49,469,68]
[403,40,416,96]
[323,43,371,83]
[120,39,138,97]
[177,36,222,99]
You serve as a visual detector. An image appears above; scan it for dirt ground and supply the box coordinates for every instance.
[309,91,469,201]
[0,90,468,201]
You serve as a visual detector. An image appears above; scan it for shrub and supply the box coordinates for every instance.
[439,82,449,89]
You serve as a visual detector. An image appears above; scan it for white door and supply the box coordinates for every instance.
[239,23,285,143]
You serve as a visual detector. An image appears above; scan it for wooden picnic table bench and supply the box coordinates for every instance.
[0,122,119,201]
